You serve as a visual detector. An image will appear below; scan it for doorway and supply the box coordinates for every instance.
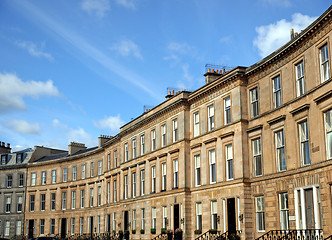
[107,215,111,233]
[60,218,67,239]
[174,204,180,230]
[89,217,94,237]
[227,198,236,234]
[124,211,129,231]
[305,189,314,229]
[28,219,34,239]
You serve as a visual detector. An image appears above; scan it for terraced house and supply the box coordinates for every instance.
[0,142,32,239]
[23,5,332,240]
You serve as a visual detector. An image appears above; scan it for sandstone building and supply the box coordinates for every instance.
[22,5,332,240]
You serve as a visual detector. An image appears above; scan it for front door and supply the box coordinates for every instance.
[174,204,180,230]
[107,215,111,233]
[28,219,34,239]
[227,198,236,234]
[90,217,94,237]
[305,189,315,229]
[124,211,129,231]
[61,218,67,239]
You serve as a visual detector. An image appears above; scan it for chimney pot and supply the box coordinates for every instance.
[172,90,174,95]
[7,143,10,148]
[208,68,211,72]
[290,28,294,39]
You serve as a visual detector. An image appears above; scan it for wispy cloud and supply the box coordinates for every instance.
[81,0,110,17]
[15,0,161,102]
[253,13,317,58]
[110,39,143,59]
[0,73,60,113]
[5,120,41,135]
[16,40,54,61]
[94,114,125,133]
[115,0,135,9]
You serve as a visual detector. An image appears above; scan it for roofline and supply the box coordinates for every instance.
[246,5,332,75]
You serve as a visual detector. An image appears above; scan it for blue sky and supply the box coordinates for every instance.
[0,0,330,151]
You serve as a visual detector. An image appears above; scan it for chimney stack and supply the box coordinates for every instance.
[290,28,295,40]
[204,68,223,84]
[68,142,86,155]
[0,141,11,154]
[98,135,112,147]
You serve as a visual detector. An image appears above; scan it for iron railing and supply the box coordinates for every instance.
[324,235,332,240]
[216,230,241,240]
[255,229,323,240]
[195,230,222,240]
[152,232,168,240]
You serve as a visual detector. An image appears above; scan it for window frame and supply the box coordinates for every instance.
[193,111,200,137]
[224,96,231,125]
[295,60,305,97]
[209,149,216,184]
[208,104,215,131]
[272,75,282,108]
[320,43,330,82]
[194,154,201,186]
[250,87,259,117]
[173,118,178,142]
[225,144,233,180]
[255,196,265,232]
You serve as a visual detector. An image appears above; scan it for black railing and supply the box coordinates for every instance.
[152,232,168,240]
[325,235,332,240]
[216,230,241,240]
[255,229,323,240]
[66,232,121,240]
[195,230,222,240]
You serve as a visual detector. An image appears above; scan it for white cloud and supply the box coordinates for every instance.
[16,41,53,61]
[0,73,61,113]
[67,127,94,146]
[115,0,135,9]
[253,13,317,58]
[5,120,41,135]
[167,42,193,55]
[81,0,110,17]
[110,40,143,59]
[94,115,125,132]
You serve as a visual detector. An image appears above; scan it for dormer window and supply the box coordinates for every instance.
[16,153,23,164]
[1,155,8,165]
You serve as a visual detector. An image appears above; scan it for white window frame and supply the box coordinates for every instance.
[225,144,233,180]
[113,180,117,202]
[195,154,201,186]
[141,208,145,230]
[41,171,46,185]
[71,191,76,209]
[162,206,167,229]
[124,143,128,162]
[114,151,117,168]
[208,105,214,131]
[320,43,330,82]
[132,138,137,159]
[17,196,23,212]
[140,170,145,196]
[255,196,265,232]
[224,96,231,125]
[98,160,102,175]
[162,163,166,191]
[196,202,202,231]
[81,165,85,180]
[152,207,157,229]
[40,219,45,235]
[132,172,136,198]
[324,109,332,159]
[151,129,156,151]
[161,124,166,147]
[173,159,179,189]
[279,192,289,230]
[40,193,45,211]
[107,153,111,170]
[132,210,136,230]
[124,175,128,199]
[73,166,77,181]
[211,201,218,230]
[62,192,67,210]
[173,119,178,142]
[63,168,68,182]
[275,130,286,171]
[90,188,94,207]
[252,138,262,177]
[295,61,305,97]
[209,149,216,184]
[31,172,36,186]
[51,193,56,210]
[250,87,259,117]
[90,162,94,177]
[151,166,156,193]
[71,218,75,235]
[299,121,310,165]
[80,189,84,208]
[273,75,282,108]
[5,196,11,213]
[140,134,145,155]
[193,112,200,137]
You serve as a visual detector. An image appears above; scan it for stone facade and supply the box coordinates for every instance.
[22,5,332,240]
[0,144,33,238]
